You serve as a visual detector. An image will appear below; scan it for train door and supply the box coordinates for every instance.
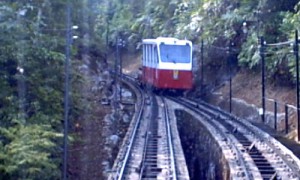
[150,44,155,86]
[142,44,146,83]
[149,44,152,85]
[144,43,154,89]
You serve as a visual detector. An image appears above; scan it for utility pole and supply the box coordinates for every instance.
[105,3,113,63]
[114,35,125,104]
[63,2,72,179]
[117,37,125,102]
[260,36,266,123]
[294,30,300,141]
[117,37,121,102]
[201,40,204,95]
[105,17,109,61]
[227,41,233,113]
[229,41,233,113]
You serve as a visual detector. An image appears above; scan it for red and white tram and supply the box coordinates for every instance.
[140,37,193,90]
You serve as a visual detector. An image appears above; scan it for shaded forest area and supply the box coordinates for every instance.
[1,0,300,179]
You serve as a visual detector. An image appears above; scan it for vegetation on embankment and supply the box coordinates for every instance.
[0,1,103,179]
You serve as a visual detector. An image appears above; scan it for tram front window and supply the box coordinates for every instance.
[159,44,191,63]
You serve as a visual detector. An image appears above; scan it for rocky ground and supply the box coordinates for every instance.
[67,55,134,179]
[67,59,109,179]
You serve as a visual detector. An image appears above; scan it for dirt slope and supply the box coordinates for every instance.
[215,68,298,138]
[218,68,296,108]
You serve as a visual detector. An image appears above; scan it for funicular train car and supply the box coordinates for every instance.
[140,37,193,90]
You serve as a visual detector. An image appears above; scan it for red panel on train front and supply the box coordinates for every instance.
[142,66,193,90]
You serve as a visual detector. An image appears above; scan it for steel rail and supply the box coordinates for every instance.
[138,95,152,180]
[162,97,177,179]
[138,131,149,180]
[167,96,252,179]
[190,98,300,178]
[115,75,179,179]
[182,98,277,178]
[114,75,146,180]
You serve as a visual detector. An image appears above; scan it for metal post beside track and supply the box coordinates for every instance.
[201,40,204,95]
[294,30,300,141]
[274,101,277,130]
[260,36,266,123]
[285,104,289,134]
[229,41,233,113]
[63,3,71,180]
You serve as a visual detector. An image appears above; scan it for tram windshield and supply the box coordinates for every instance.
[159,44,191,63]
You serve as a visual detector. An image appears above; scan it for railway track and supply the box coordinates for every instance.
[109,74,300,179]
[168,96,300,179]
[139,96,176,179]
[109,76,188,180]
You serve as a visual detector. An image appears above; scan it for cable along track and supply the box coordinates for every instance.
[168,96,300,179]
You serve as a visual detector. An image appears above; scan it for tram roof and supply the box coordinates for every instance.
[142,37,192,45]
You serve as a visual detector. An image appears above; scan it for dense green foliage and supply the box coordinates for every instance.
[1,0,300,179]
[96,0,300,82]
[0,0,100,179]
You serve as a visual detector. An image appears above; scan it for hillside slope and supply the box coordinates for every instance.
[217,68,296,110]
[211,68,298,139]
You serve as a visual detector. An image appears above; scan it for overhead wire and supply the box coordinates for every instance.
[265,40,293,47]
[209,44,228,51]
[205,38,295,56]
[208,44,240,53]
